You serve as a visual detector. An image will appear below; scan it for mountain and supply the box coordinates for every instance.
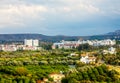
[0,30,119,43]
[88,30,120,40]
[0,34,81,42]
[106,30,120,35]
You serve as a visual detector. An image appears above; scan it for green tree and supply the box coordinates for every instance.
[82,71,89,80]
[77,43,92,51]
[68,78,78,83]
[97,66,104,75]
[16,67,28,76]
[18,79,23,83]
[0,78,5,83]
[24,78,30,83]
[30,79,36,83]
[12,80,17,83]
[61,78,68,83]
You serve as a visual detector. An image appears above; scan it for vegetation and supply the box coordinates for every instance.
[62,65,120,83]
[0,43,120,83]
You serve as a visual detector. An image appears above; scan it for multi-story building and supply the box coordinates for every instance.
[24,39,39,47]
[24,39,33,46]
[32,39,39,47]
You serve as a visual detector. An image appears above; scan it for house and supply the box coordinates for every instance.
[108,47,116,54]
[69,53,79,56]
[80,53,96,64]
[103,47,116,54]
[49,73,65,83]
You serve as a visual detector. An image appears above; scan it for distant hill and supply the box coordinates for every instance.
[0,30,119,43]
[106,30,120,35]
[87,30,120,40]
[0,34,81,42]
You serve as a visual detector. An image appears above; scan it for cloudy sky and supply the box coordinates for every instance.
[0,0,120,36]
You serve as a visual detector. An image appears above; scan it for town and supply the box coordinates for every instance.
[0,38,119,83]
[0,39,41,51]
[0,39,116,51]
[52,39,116,49]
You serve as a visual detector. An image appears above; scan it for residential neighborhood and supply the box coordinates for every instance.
[0,39,41,51]
[52,39,116,49]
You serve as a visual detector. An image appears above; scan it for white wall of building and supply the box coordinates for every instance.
[24,39,39,47]
[33,39,39,47]
[24,39,33,46]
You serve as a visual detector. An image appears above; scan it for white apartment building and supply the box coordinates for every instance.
[24,39,33,46]
[32,39,39,47]
[24,39,39,47]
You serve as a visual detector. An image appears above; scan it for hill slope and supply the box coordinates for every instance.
[106,30,120,35]
[0,30,119,42]
[0,34,81,42]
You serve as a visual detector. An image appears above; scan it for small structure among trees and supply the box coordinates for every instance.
[80,53,96,64]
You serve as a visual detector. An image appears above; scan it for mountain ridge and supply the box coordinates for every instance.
[0,30,119,42]
[106,30,120,35]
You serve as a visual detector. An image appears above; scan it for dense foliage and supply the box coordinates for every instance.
[62,65,120,83]
[0,44,119,83]
[0,50,71,82]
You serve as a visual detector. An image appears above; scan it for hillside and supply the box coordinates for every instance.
[0,34,81,42]
[0,30,119,42]
[106,30,120,35]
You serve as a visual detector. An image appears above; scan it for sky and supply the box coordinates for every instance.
[0,0,120,36]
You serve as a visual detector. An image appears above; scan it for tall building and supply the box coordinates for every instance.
[24,39,39,47]
[33,39,39,47]
[24,39,33,46]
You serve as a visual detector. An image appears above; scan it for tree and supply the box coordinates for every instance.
[0,78,5,83]
[82,71,89,80]
[92,68,100,81]
[16,67,28,76]
[43,44,52,50]
[12,80,17,83]
[68,78,78,83]
[78,72,83,81]
[48,78,53,82]
[30,79,36,83]
[97,66,104,75]
[77,43,92,51]
[24,78,30,83]
[87,69,96,81]
[18,79,23,83]
[61,78,68,83]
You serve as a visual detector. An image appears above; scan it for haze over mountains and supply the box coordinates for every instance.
[106,30,120,35]
[0,30,119,42]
